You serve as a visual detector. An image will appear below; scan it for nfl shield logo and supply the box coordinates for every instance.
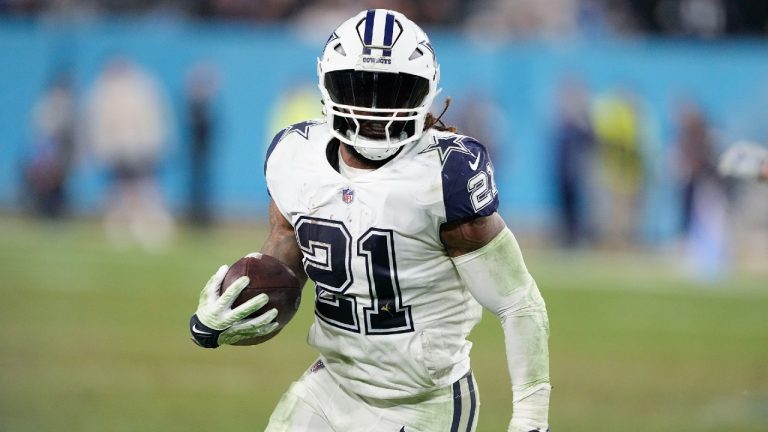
[341,188,354,204]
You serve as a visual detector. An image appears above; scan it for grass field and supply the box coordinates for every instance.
[1,216,767,432]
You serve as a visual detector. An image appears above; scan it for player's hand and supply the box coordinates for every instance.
[718,141,768,180]
[189,265,279,348]
[509,420,550,432]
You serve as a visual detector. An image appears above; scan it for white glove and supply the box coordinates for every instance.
[718,141,768,180]
[189,265,279,348]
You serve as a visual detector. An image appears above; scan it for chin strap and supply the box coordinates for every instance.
[345,130,406,161]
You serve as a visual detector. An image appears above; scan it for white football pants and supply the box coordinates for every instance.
[265,359,479,432]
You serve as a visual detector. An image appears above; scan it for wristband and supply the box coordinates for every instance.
[189,314,223,348]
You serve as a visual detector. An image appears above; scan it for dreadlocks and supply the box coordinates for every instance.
[424,97,457,133]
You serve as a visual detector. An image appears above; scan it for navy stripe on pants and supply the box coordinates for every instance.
[449,372,477,432]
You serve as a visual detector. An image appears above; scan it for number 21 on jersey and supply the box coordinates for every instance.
[295,216,414,335]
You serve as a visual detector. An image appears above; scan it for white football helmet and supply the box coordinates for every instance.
[318,9,441,160]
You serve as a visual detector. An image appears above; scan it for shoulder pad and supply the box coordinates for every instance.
[264,120,325,176]
[419,133,499,223]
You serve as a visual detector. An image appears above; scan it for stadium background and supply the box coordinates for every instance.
[1,1,767,431]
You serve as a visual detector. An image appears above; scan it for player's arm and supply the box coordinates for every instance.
[718,141,768,182]
[260,200,308,288]
[442,214,551,432]
[759,160,768,182]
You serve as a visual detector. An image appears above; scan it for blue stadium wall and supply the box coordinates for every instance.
[1,19,768,240]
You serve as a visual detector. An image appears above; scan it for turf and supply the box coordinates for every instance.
[0,217,766,431]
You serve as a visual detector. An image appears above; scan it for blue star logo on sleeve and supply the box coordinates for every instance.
[419,134,472,166]
[265,120,324,174]
[280,120,323,141]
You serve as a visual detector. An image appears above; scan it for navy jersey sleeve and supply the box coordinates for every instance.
[441,137,499,223]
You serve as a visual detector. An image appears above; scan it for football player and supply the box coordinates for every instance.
[190,9,551,432]
[718,141,768,182]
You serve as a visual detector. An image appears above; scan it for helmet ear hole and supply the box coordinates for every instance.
[408,48,423,61]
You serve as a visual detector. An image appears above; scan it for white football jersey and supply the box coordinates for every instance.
[265,120,500,399]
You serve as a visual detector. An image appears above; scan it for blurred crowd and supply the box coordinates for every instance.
[20,53,760,275]
[3,0,768,38]
[546,78,736,280]
[21,56,217,252]
[7,1,768,278]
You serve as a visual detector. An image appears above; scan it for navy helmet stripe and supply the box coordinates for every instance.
[450,379,462,432]
[382,12,395,56]
[465,373,477,432]
[363,9,375,55]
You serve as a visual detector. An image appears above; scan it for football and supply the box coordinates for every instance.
[220,252,302,345]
